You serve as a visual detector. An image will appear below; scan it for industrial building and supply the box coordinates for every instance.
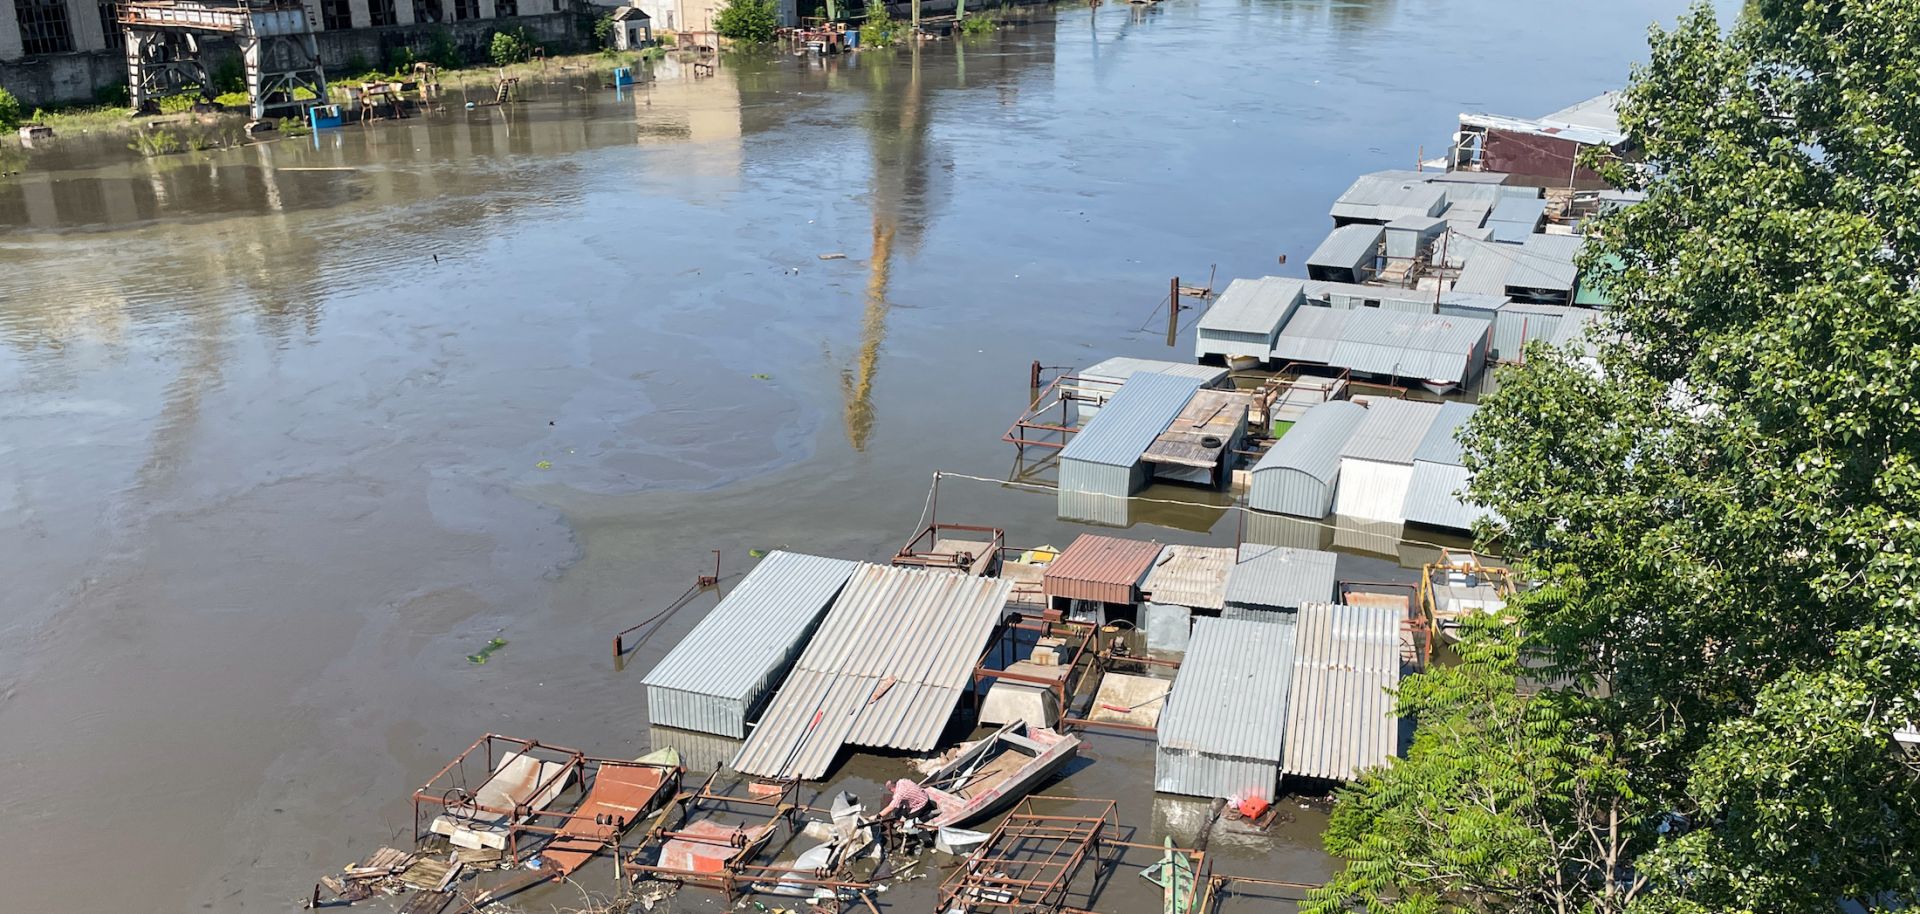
[642,551,858,739]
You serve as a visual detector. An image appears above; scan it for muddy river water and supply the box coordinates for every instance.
[0,2,1693,911]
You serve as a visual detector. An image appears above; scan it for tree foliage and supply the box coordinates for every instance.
[489,27,534,67]
[0,87,21,131]
[1320,2,1920,911]
[714,0,778,43]
[1308,622,1646,914]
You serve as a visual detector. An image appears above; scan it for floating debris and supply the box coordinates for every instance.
[466,637,507,664]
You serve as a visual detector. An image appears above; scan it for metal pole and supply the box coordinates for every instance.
[1167,277,1180,347]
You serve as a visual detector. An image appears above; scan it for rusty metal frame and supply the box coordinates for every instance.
[970,616,1098,721]
[410,734,592,866]
[1416,549,1516,660]
[936,796,1119,913]
[1004,373,1126,452]
[618,776,874,903]
[893,523,1007,575]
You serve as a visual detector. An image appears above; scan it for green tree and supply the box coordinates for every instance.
[1319,2,1920,911]
[489,27,533,66]
[1309,622,1648,914]
[714,0,778,43]
[0,87,20,130]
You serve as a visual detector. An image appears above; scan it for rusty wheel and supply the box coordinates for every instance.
[442,787,477,822]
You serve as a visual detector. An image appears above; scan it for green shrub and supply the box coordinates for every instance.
[212,56,245,93]
[129,128,183,157]
[958,12,995,35]
[424,29,463,69]
[0,87,20,129]
[93,82,130,109]
[715,0,778,42]
[593,13,617,47]
[859,7,902,47]
[490,27,533,66]
[155,93,200,114]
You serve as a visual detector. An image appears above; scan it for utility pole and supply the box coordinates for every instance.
[911,0,920,36]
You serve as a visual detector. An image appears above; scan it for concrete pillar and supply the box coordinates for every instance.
[394,0,415,26]
[67,0,106,52]
[0,0,25,61]
[347,0,369,28]
[479,0,494,19]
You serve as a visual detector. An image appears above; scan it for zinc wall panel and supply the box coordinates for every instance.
[1283,602,1403,782]
[1058,373,1207,468]
[1333,458,1416,523]
[1154,747,1281,801]
[1156,617,1298,761]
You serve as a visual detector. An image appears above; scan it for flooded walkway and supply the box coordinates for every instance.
[0,2,1688,911]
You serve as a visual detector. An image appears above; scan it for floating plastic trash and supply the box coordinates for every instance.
[467,638,508,664]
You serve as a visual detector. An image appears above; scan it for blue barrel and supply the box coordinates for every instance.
[846,30,859,48]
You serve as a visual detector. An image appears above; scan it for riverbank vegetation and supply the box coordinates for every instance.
[1309,2,1920,912]
[715,0,780,43]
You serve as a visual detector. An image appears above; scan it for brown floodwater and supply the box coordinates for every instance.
[0,2,1699,911]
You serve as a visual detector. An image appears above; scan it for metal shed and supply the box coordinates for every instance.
[1485,195,1547,242]
[1306,225,1385,284]
[1271,306,1353,364]
[1403,402,1494,532]
[1333,399,1443,523]
[1223,543,1339,615]
[1249,400,1369,518]
[1058,372,1208,510]
[1328,171,1449,226]
[1194,276,1307,363]
[1154,616,1298,800]
[1384,215,1447,261]
[1143,388,1250,486]
[1327,309,1492,390]
[730,564,1014,780]
[1453,234,1584,304]
[1044,533,1163,605]
[1070,357,1229,424]
[1282,602,1403,782]
[1306,280,1435,315]
[642,551,859,738]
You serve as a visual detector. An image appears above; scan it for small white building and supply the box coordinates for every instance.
[610,5,652,48]
[1331,399,1443,524]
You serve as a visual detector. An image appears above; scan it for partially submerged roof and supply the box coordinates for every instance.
[1197,276,1307,336]
[1059,372,1206,468]
[1282,602,1403,781]
[1157,617,1298,762]
[643,551,859,736]
[1327,310,1491,385]
[1143,388,1249,469]
[1308,224,1384,271]
[1403,460,1493,532]
[1271,306,1352,364]
[1340,398,1443,465]
[1452,234,1584,295]
[1141,544,1235,611]
[730,564,1013,779]
[1044,533,1163,604]
[1224,544,1338,609]
[1252,400,1369,485]
[1079,356,1229,388]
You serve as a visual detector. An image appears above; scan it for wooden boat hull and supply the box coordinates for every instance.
[923,722,1081,829]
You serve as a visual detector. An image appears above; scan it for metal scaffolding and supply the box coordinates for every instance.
[120,1,327,120]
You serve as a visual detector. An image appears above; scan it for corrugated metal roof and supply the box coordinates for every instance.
[1542,91,1623,138]
[1403,460,1493,531]
[1223,544,1338,610]
[1307,224,1384,271]
[1080,357,1229,388]
[1411,401,1477,466]
[1486,196,1546,242]
[1059,372,1206,468]
[1045,533,1163,604]
[1272,306,1352,364]
[1329,173,1448,223]
[1252,400,1368,484]
[1197,276,1306,336]
[730,564,1013,779]
[1141,544,1235,611]
[1156,617,1298,761]
[1282,602,1403,781]
[642,551,859,700]
[1340,398,1443,464]
[1450,241,1515,295]
[1328,309,1491,384]
[1507,234,1584,291]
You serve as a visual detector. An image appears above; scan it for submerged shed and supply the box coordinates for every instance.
[1141,543,1236,655]
[1402,402,1493,533]
[1142,388,1251,486]
[1282,602,1403,782]
[643,551,859,738]
[1306,224,1384,284]
[1332,399,1443,523]
[1058,372,1208,510]
[1452,234,1585,305]
[730,564,1013,780]
[1044,533,1163,620]
[1249,400,1369,518]
[1328,171,1449,226]
[1327,309,1492,390]
[1070,357,1231,424]
[1195,277,1307,363]
[1223,543,1339,615]
[1154,616,1298,800]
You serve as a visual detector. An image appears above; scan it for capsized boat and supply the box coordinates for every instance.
[920,720,1080,829]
